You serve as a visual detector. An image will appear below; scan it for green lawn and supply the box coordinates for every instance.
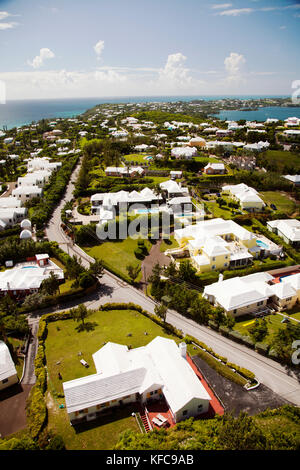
[160,235,179,252]
[83,237,152,281]
[263,149,300,173]
[123,153,149,163]
[233,313,299,346]
[203,200,237,219]
[259,191,298,215]
[44,308,182,449]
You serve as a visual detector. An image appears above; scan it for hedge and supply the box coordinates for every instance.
[255,342,269,355]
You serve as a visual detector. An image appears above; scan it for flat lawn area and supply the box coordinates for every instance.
[44,308,182,449]
[123,153,149,163]
[46,392,140,450]
[263,150,300,173]
[233,313,299,346]
[83,237,152,281]
[160,235,179,252]
[259,191,298,215]
[45,308,180,394]
[204,200,236,219]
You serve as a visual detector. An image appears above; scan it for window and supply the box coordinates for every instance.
[233,309,237,314]
[182,410,188,416]
[79,408,88,414]
[2,378,8,384]
[212,257,216,261]
[224,263,228,267]
[198,404,203,411]
[212,265,216,270]
[257,301,263,306]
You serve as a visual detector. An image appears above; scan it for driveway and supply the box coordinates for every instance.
[0,384,32,438]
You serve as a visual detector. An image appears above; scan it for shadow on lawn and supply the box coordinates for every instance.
[75,321,98,332]
[73,405,137,434]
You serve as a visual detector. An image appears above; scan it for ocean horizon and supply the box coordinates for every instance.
[0,94,293,130]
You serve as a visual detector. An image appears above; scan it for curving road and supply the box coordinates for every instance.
[43,161,300,407]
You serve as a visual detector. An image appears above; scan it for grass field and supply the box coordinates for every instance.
[160,235,179,252]
[233,312,299,346]
[263,150,300,173]
[123,153,150,163]
[259,191,298,215]
[44,308,182,449]
[83,237,152,281]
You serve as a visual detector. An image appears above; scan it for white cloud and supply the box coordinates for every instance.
[0,22,18,30]
[28,48,55,69]
[0,11,19,29]
[217,8,253,16]
[94,69,126,83]
[224,52,246,82]
[0,11,10,20]
[94,40,105,58]
[211,3,232,9]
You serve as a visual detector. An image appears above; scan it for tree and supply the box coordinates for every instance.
[216,412,267,450]
[41,272,60,296]
[270,322,300,363]
[154,303,167,323]
[70,304,90,330]
[248,318,268,343]
[89,259,104,279]
[178,260,197,283]
[126,264,141,283]
[0,295,18,318]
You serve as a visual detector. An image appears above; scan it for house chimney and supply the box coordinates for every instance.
[179,342,187,359]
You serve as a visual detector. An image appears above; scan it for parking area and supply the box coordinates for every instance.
[192,355,291,417]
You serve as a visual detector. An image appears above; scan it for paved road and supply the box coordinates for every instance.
[43,160,300,407]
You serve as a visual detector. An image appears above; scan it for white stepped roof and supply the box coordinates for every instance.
[269,282,297,300]
[63,337,210,416]
[0,340,17,382]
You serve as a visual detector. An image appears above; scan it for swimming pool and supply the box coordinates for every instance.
[22,266,38,269]
[136,208,159,214]
[256,239,269,249]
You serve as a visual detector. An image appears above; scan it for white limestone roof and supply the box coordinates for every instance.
[281,273,300,291]
[0,259,64,292]
[204,163,225,170]
[0,341,17,382]
[275,219,300,242]
[0,197,21,209]
[204,274,274,311]
[269,282,297,300]
[63,337,211,416]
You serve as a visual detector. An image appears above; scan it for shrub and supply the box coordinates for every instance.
[208,320,219,331]
[255,342,269,355]
[219,325,230,337]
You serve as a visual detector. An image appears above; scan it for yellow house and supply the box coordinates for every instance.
[174,218,260,273]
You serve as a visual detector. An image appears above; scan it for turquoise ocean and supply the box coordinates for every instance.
[0,95,299,130]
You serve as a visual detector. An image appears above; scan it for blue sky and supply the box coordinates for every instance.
[0,0,299,99]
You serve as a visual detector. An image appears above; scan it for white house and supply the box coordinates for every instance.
[171,147,197,159]
[0,341,18,391]
[12,186,43,203]
[63,337,211,425]
[0,254,64,299]
[222,183,265,212]
[267,219,300,248]
[0,208,28,229]
[203,271,300,317]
